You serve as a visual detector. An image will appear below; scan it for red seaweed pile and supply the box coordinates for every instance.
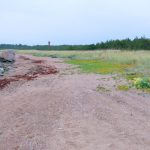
[0,65,58,89]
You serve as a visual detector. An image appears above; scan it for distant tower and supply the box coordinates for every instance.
[48,41,51,47]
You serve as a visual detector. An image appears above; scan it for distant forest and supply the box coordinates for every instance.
[0,37,150,50]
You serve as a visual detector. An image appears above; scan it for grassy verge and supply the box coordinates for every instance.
[67,59,134,74]
[17,50,150,90]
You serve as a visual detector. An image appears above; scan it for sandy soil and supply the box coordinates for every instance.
[0,55,150,150]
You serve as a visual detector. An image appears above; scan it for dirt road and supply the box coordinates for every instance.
[0,55,150,150]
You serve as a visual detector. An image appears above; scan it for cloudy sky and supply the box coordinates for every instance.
[0,0,150,45]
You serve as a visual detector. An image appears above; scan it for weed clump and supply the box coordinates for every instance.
[96,85,110,92]
[117,85,130,91]
[125,72,144,80]
[133,77,150,89]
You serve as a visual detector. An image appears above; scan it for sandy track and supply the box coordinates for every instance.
[0,55,150,150]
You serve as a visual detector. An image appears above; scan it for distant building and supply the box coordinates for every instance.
[48,41,51,47]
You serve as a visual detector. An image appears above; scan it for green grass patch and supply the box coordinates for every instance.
[117,85,130,91]
[67,59,133,74]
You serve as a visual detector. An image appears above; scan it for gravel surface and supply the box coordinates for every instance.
[0,54,150,150]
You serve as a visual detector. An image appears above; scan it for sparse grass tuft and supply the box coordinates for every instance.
[117,85,130,91]
[125,72,144,80]
[96,85,110,92]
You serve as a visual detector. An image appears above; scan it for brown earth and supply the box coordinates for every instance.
[0,54,150,150]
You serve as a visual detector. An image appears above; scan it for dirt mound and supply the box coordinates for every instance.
[19,56,44,64]
[31,60,45,64]
[0,65,58,89]
[13,74,37,81]
[28,65,58,75]
[19,56,31,60]
[0,78,18,89]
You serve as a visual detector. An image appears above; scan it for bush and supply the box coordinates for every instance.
[133,77,150,89]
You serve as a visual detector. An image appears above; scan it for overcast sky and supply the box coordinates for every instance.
[0,0,150,45]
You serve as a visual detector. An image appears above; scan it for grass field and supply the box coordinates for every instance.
[17,50,150,76]
[17,50,150,90]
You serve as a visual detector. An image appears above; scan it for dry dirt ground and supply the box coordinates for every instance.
[0,54,150,150]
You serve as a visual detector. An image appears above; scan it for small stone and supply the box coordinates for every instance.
[0,67,4,76]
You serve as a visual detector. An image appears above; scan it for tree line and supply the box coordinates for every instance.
[0,37,150,50]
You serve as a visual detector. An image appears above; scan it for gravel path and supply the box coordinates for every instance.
[0,55,150,150]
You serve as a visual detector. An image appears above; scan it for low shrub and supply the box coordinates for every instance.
[133,77,150,89]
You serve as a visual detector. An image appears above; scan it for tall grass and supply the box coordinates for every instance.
[17,50,150,76]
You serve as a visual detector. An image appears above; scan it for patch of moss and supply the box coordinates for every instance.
[144,89,150,93]
[67,59,134,74]
[117,85,130,91]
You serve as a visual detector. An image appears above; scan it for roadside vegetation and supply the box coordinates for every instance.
[17,50,150,91]
[1,37,150,50]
